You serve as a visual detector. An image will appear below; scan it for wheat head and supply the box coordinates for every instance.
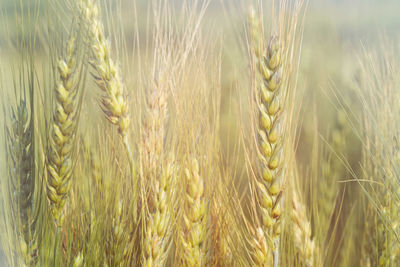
[255,35,284,250]
[318,109,348,237]
[292,190,315,267]
[142,158,174,267]
[180,157,207,267]
[46,35,79,225]
[78,0,137,219]
[79,0,130,137]
[6,100,38,265]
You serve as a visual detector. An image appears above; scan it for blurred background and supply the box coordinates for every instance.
[1,0,400,265]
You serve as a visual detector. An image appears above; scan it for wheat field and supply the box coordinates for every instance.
[1,0,400,266]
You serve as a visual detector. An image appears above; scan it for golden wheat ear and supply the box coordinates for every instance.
[142,155,176,266]
[291,190,315,267]
[247,0,306,265]
[178,157,208,267]
[78,0,137,215]
[46,32,84,226]
[250,32,285,265]
[249,6,285,252]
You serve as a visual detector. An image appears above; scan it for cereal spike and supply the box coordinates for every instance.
[46,34,80,225]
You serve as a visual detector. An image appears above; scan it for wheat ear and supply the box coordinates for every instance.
[46,35,80,225]
[110,199,128,266]
[79,0,137,212]
[141,75,175,266]
[249,9,284,263]
[210,202,233,266]
[79,0,129,136]
[292,190,315,267]
[318,110,348,240]
[143,158,175,267]
[255,34,284,251]
[6,100,38,265]
[180,158,207,267]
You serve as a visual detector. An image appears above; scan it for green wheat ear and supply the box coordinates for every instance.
[6,99,38,266]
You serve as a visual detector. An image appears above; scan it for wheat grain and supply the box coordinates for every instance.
[250,227,271,266]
